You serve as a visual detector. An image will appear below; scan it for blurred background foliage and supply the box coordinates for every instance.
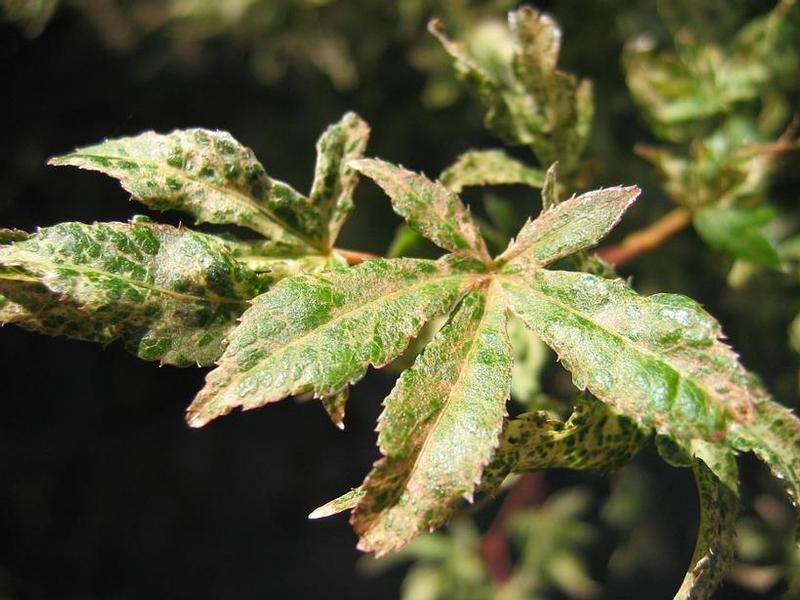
[1,0,799,598]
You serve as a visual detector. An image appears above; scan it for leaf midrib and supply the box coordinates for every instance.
[201,268,479,406]
[373,280,502,527]
[0,254,247,306]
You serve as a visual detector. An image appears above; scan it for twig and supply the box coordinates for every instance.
[481,472,547,583]
[596,207,692,267]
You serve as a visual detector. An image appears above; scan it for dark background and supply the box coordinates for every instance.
[1,1,798,598]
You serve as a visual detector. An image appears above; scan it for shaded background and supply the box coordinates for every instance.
[1,1,798,598]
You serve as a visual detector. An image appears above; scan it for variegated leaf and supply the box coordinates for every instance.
[187,255,482,427]
[51,114,370,252]
[0,221,265,366]
[501,270,760,441]
[430,7,593,171]
[728,399,800,509]
[309,112,371,245]
[309,487,366,520]
[50,129,318,250]
[498,186,640,271]
[351,159,491,263]
[675,442,739,600]
[480,397,647,494]
[439,149,545,193]
[352,283,511,555]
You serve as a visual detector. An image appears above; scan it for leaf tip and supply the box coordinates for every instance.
[308,506,334,520]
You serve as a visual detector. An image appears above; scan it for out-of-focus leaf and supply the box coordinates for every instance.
[352,284,511,555]
[694,205,783,269]
[637,118,784,211]
[0,221,265,366]
[480,397,646,494]
[506,488,600,600]
[541,162,560,211]
[386,224,441,259]
[352,159,491,262]
[439,149,545,193]
[674,442,740,599]
[3,0,59,36]
[508,315,548,405]
[430,6,593,172]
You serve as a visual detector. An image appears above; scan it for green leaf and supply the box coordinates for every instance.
[3,0,59,36]
[51,114,370,252]
[501,270,760,441]
[351,159,491,262]
[480,397,647,494]
[386,224,440,260]
[439,149,545,193]
[187,255,480,427]
[675,442,739,600]
[497,186,640,271]
[694,205,783,269]
[352,283,511,555]
[430,7,593,172]
[0,221,265,366]
[728,399,800,510]
[308,112,371,246]
[50,129,315,250]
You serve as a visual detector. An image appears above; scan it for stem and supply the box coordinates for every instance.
[596,207,692,267]
[334,247,380,265]
[481,472,547,583]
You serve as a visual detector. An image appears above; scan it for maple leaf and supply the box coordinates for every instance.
[191,155,800,573]
[1,114,370,366]
[0,220,266,366]
[50,112,369,254]
[430,7,593,173]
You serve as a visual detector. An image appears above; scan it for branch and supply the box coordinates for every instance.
[481,472,547,583]
[596,207,692,267]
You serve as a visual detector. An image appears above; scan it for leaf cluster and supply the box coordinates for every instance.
[2,4,800,599]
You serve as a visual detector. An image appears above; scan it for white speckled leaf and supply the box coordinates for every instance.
[480,397,647,494]
[352,283,511,555]
[187,255,482,427]
[498,186,641,271]
[309,112,370,245]
[0,221,265,366]
[351,159,491,262]
[501,270,759,441]
[675,441,739,600]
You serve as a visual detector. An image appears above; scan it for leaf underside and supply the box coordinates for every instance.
[439,149,546,193]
